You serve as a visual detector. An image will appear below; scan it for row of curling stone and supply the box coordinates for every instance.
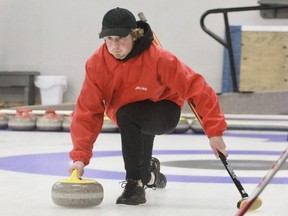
[5,109,70,131]
[0,109,196,133]
[0,109,118,132]
[0,109,71,131]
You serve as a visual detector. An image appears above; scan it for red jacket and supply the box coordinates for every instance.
[70,43,227,165]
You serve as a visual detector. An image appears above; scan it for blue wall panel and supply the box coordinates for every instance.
[222,26,242,92]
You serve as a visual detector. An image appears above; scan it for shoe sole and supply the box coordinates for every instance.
[116,198,146,205]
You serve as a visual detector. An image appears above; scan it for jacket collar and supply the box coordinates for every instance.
[103,44,143,72]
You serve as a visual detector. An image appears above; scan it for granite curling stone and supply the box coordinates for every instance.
[172,116,190,133]
[8,109,36,130]
[0,113,9,129]
[101,115,118,133]
[61,111,74,132]
[36,110,63,131]
[190,118,204,133]
[51,170,104,207]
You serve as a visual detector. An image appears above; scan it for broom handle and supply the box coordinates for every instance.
[138,12,162,47]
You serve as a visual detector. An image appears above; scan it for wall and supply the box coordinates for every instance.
[0,0,287,103]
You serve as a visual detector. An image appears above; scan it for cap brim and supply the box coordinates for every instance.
[99,28,130,38]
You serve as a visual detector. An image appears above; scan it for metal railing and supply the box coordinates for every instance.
[200,5,288,92]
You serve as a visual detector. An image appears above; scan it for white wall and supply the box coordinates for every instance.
[1,0,287,103]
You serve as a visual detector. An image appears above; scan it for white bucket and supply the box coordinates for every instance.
[34,75,67,105]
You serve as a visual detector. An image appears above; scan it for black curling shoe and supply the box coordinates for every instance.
[116,179,146,205]
[147,157,167,189]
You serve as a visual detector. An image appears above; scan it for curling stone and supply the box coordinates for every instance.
[51,170,104,207]
[190,118,204,133]
[62,111,75,131]
[8,109,36,130]
[36,110,63,131]
[0,113,9,129]
[172,116,190,133]
[101,115,119,133]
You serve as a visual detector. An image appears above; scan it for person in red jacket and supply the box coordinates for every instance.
[68,7,228,205]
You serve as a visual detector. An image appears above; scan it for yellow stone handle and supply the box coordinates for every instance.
[60,170,96,184]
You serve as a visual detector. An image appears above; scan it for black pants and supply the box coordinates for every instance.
[116,100,181,184]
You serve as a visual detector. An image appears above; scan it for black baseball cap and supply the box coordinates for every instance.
[99,7,137,38]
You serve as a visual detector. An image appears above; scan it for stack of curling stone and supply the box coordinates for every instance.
[36,110,63,131]
[8,109,36,130]
[62,111,74,132]
[172,116,190,133]
[51,170,104,207]
[101,115,119,132]
[0,112,9,129]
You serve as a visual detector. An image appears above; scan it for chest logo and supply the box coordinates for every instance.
[135,86,148,91]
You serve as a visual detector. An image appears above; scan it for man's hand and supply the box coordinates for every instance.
[68,161,85,178]
[209,136,228,158]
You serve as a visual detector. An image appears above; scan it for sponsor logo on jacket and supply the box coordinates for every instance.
[135,86,148,91]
